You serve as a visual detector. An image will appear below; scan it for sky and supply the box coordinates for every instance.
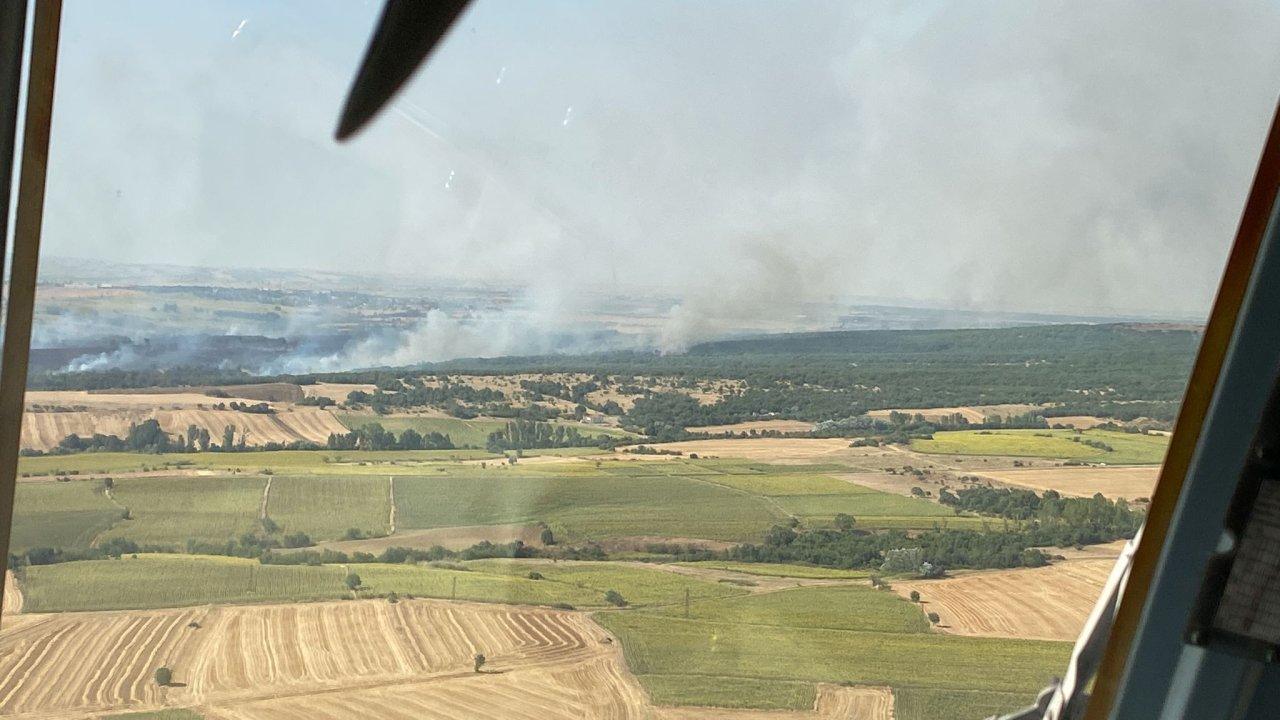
[37,0,1280,321]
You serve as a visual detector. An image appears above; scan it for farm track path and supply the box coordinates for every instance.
[388,476,397,534]
[88,486,127,549]
[258,477,272,521]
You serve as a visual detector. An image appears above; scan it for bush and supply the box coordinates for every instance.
[910,590,921,602]
[927,612,941,624]
[527,571,544,580]
[604,590,628,607]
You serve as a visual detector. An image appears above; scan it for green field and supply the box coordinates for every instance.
[17,554,741,612]
[19,555,346,611]
[393,474,784,542]
[647,585,929,633]
[911,428,1168,464]
[9,481,122,552]
[337,413,635,447]
[99,477,264,546]
[266,475,390,540]
[598,584,1070,720]
[11,461,976,553]
[465,560,748,607]
[678,561,869,579]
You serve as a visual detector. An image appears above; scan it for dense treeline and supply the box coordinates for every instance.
[724,488,1141,572]
[326,423,453,451]
[29,325,1197,425]
[484,420,613,452]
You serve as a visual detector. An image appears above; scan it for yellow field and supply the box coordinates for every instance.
[685,420,815,434]
[865,404,1041,424]
[0,598,889,719]
[892,557,1116,642]
[975,466,1159,499]
[21,406,348,451]
[302,382,377,402]
[619,438,855,463]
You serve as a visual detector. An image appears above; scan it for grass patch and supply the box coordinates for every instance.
[10,481,122,552]
[701,473,859,495]
[910,429,1167,464]
[101,476,265,546]
[266,475,390,540]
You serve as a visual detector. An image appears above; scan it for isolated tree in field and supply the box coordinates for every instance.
[834,513,856,531]
[154,666,172,686]
[927,612,941,625]
[222,425,236,451]
[473,653,486,672]
[540,526,556,545]
[604,590,628,607]
[910,590,921,603]
[344,572,361,591]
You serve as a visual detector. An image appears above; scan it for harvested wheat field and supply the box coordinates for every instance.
[865,404,1041,424]
[26,390,274,410]
[0,599,602,718]
[685,420,815,435]
[20,406,348,451]
[2,572,22,615]
[976,466,1159,500]
[621,438,854,463]
[302,382,377,402]
[893,557,1118,641]
[0,596,891,720]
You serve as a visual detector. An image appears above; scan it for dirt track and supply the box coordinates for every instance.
[1,572,21,615]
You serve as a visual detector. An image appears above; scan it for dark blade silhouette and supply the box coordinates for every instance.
[335,0,470,141]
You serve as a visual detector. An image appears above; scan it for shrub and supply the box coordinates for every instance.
[527,571,544,580]
[604,590,628,607]
[910,590,921,602]
[927,612,941,624]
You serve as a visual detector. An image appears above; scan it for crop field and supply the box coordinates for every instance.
[265,475,391,540]
[678,561,869,580]
[892,556,1117,641]
[647,585,930,633]
[975,465,1159,499]
[17,555,743,612]
[337,413,635,447]
[101,477,266,546]
[393,474,784,542]
[599,590,1071,720]
[911,429,1168,464]
[0,598,607,718]
[21,406,348,452]
[9,480,122,551]
[19,555,347,611]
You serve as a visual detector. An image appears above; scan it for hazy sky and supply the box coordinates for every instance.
[39,0,1280,318]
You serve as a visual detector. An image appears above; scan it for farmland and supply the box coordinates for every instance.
[3,322,1197,719]
[911,429,1169,465]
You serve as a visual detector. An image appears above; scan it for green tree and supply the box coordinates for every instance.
[473,653,486,672]
[540,526,556,545]
[344,572,362,591]
[928,612,941,625]
[154,666,172,686]
[910,590,921,602]
[834,513,856,531]
[604,590,627,607]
